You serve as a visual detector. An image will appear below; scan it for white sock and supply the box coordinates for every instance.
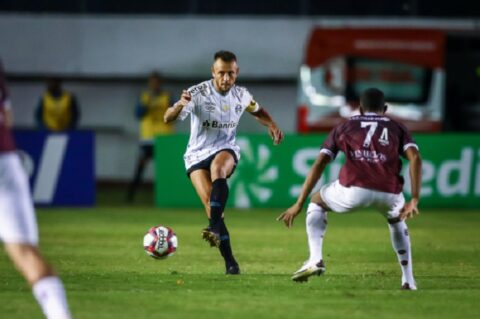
[306,203,327,264]
[388,221,416,287]
[33,276,72,319]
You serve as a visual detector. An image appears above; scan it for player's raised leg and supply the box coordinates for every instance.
[388,218,417,290]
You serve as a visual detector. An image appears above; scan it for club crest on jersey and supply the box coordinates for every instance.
[235,104,242,114]
[222,105,230,112]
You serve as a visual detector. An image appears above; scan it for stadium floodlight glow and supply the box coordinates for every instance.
[300,65,346,108]
[387,103,424,120]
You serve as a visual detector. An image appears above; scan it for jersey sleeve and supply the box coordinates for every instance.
[320,126,340,159]
[399,123,418,155]
[177,100,194,121]
[242,89,260,113]
[177,86,198,121]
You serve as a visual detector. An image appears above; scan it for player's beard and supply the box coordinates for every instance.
[220,82,232,93]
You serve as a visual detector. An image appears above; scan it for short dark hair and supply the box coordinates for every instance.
[47,76,62,88]
[214,50,237,63]
[149,71,162,81]
[360,88,385,112]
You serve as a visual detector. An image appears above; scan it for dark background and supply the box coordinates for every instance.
[1,0,480,17]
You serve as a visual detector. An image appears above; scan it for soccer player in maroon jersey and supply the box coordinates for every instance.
[278,88,422,289]
[0,61,73,318]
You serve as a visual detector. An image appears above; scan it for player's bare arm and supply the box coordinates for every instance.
[250,108,284,145]
[277,152,331,228]
[164,90,191,123]
[400,147,422,220]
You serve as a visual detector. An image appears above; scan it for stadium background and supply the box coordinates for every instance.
[1,1,480,187]
[1,2,480,318]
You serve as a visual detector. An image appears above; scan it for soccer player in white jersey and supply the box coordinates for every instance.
[0,61,72,318]
[278,88,421,289]
[165,50,284,274]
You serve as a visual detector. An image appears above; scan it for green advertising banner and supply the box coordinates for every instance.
[155,134,480,208]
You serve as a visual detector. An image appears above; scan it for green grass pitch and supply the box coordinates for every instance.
[1,207,480,318]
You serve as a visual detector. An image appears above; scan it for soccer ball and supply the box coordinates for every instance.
[143,225,178,259]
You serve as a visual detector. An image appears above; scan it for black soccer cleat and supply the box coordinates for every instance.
[201,228,220,248]
[226,264,240,275]
[401,282,417,290]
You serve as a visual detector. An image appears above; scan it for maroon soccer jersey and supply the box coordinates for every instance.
[0,61,16,153]
[321,113,417,194]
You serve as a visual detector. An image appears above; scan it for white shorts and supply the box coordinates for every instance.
[320,180,405,220]
[0,152,38,245]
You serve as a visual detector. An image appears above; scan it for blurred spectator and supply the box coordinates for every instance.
[35,77,80,131]
[126,71,173,202]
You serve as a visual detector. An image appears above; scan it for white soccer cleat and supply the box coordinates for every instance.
[291,260,326,282]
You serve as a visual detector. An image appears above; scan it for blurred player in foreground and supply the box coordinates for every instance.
[0,61,73,318]
[165,50,284,274]
[126,71,172,202]
[278,88,421,290]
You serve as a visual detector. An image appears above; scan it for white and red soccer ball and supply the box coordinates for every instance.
[143,225,178,259]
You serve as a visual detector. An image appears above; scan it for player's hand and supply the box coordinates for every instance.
[277,203,302,228]
[268,124,284,145]
[400,198,420,220]
[177,90,192,107]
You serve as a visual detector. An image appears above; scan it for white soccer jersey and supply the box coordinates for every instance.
[178,80,260,170]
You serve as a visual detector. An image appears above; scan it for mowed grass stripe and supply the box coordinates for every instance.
[1,208,479,318]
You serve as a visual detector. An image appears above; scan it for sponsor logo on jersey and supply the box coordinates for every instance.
[189,82,209,96]
[202,120,237,129]
[350,149,387,163]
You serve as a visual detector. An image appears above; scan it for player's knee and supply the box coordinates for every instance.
[310,192,333,212]
[6,243,31,259]
[387,217,402,225]
[210,164,228,180]
[310,192,326,208]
